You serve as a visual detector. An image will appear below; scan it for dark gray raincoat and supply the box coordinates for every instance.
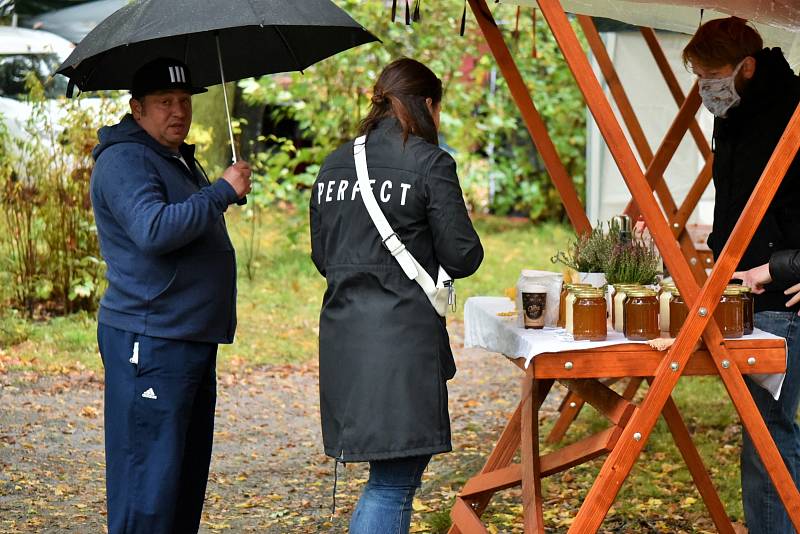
[310,118,484,462]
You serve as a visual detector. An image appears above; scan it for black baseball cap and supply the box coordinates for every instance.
[131,58,208,99]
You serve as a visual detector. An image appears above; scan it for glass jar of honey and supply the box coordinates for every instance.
[715,288,744,339]
[659,284,675,333]
[612,284,639,332]
[624,289,659,341]
[669,289,688,338]
[558,283,568,328]
[572,288,607,341]
[564,284,591,334]
[738,286,754,335]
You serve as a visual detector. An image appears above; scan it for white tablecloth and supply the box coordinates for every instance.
[464,296,786,400]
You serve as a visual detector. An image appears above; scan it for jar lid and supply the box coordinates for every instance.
[567,285,593,292]
[627,289,657,297]
[574,288,605,298]
[725,284,752,294]
[723,287,742,296]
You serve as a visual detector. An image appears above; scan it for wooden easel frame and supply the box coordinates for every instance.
[548,20,718,446]
[448,0,800,532]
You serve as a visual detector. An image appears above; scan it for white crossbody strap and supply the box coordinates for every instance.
[354,135,449,298]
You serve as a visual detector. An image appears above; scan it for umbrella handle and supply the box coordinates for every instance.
[216,32,247,206]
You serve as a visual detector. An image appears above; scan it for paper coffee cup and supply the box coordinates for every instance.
[521,284,547,329]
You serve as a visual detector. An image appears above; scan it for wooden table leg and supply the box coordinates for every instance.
[621,377,643,401]
[546,391,585,444]
[522,375,545,533]
[450,379,554,533]
[660,391,734,533]
[548,378,638,445]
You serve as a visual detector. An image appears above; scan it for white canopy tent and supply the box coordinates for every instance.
[504,0,800,68]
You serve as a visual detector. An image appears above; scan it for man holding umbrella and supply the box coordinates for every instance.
[90,57,251,533]
[56,1,378,530]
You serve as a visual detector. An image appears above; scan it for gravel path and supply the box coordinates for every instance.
[1,322,564,533]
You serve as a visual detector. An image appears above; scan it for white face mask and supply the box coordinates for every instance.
[698,59,746,118]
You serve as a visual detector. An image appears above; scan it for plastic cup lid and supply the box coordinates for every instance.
[521,284,548,293]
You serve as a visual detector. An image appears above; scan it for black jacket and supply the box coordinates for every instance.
[708,47,800,312]
[310,118,483,461]
[770,249,800,287]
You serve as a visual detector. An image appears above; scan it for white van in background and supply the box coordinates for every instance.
[0,25,74,140]
[0,25,123,182]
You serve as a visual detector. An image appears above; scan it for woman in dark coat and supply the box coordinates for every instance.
[309,58,483,533]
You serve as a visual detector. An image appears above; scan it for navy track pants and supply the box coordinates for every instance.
[98,324,218,534]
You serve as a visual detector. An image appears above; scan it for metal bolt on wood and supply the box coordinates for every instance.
[670,362,679,371]
[633,432,642,441]
[722,360,731,369]
[569,402,577,408]
[748,357,757,366]
[565,361,573,370]
[690,257,698,265]
[699,307,708,317]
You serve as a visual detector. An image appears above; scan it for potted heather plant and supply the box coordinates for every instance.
[605,237,661,286]
[551,221,620,287]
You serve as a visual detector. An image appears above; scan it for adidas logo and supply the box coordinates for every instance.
[141,388,158,400]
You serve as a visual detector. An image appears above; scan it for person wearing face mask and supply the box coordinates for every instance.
[683,17,800,534]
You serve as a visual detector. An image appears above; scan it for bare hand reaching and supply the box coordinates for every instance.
[785,282,800,314]
[222,161,252,199]
[732,263,771,294]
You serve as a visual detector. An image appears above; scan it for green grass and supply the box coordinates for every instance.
[0,209,752,526]
[553,377,745,524]
[0,211,572,372]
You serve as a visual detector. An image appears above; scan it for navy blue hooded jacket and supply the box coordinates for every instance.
[91,114,239,344]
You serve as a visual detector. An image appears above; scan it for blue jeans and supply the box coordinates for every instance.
[349,455,432,534]
[742,311,800,534]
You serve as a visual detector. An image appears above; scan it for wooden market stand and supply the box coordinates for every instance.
[447,0,800,532]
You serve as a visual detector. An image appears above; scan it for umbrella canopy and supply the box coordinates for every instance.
[503,0,800,69]
[55,0,379,92]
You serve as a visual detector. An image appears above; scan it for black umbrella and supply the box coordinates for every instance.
[56,0,379,163]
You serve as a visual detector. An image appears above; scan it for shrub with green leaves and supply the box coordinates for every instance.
[0,74,123,316]
[239,1,586,222]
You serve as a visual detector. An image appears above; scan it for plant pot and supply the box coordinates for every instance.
[577,272,607,288]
